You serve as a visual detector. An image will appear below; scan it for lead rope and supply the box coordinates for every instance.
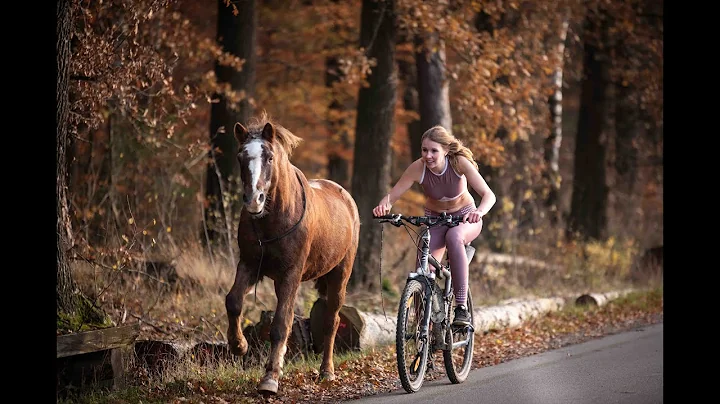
[379,223,388,321]
[253,237,264,305]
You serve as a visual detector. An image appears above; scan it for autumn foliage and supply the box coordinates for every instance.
[63,0,662,297]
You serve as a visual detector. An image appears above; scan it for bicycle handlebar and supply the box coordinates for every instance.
[373,212,466,227]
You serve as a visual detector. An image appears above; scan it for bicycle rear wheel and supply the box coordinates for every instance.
[396,279,430,393]
[443,289,475,383]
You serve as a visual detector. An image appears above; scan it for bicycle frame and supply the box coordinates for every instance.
[407,222,455,352]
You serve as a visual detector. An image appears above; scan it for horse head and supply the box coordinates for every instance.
[234,121,276,218]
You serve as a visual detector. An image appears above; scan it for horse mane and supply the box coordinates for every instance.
[246,111,303,156]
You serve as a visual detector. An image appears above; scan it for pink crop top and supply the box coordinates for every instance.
[419,157,467,202]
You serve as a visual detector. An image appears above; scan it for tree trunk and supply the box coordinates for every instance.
[349,0,397,292]
[326,55,352,189]
[415,34,451,134]
[610,82,640,237]
[204,0,257,245]
[397,42,422,161]
[57,0,77,315]
[544,17,570,226]
[567,12,611,241]
[325,0,352,188]
[57,0,109,332]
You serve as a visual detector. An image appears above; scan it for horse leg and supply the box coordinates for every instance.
[318,262,352,381]
[225,262,253,357]
[257,275,301,394]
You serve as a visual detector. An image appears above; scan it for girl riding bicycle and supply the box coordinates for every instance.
[372,125,496,326]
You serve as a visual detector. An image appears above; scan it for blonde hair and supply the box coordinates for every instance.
[421,125,478,172]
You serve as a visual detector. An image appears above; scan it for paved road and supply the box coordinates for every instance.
[351,323,663,404]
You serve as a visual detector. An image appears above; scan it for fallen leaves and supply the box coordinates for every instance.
[70,291,662,403]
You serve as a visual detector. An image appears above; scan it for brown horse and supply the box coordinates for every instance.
[226,113,360,394]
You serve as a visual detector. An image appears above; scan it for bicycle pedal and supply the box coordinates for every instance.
[452,323,475,333]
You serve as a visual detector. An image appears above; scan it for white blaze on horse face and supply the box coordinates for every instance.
[244,139,266,210]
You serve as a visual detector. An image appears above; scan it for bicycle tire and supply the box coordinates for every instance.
[396,279,430,393]
[443,289,475,383]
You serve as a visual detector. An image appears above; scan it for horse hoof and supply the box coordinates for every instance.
[319,371,335,381]
[227,337,248,357]
[257,377,279,395]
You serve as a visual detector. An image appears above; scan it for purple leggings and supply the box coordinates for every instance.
[417,204,483,306]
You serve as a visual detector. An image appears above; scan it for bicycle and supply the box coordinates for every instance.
[375,212,476,393]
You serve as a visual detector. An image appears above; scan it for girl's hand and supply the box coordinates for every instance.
[463,209,483,223]
[373,195,392,217]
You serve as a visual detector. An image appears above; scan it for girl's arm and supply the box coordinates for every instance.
[458,156,496,218]
[373,158,424,216]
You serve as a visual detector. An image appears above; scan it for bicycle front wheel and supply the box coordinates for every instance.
[443,289,475,383]
[396,279,430,393]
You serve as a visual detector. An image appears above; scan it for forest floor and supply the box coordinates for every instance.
[58,287,663,403]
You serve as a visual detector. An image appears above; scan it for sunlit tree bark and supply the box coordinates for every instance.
[544,15,570,226]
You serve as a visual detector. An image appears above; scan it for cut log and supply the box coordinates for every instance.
[356,311,396,349]
[309,298,365,353]
[133,340,193,373]
[188,341,234,366]
[473,297,566,333]
[242,310,312,364]
[575,289,635,307]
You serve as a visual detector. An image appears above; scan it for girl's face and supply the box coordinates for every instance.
[421,138,446,171]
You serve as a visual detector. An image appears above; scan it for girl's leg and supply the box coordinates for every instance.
[445,220,483,306]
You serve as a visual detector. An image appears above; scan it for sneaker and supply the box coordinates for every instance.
[453,304,471,326]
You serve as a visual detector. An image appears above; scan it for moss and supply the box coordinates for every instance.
[57,294,113,333]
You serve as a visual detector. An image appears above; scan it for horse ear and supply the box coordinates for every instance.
[234,123,249,145]
[262,122,275,142]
